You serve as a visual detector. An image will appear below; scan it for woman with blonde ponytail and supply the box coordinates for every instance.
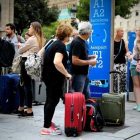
[31,22,45,49]
[17,22,45,117]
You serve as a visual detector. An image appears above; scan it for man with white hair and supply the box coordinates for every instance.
[69,22,97,99]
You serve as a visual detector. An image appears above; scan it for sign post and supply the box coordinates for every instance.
[89,0,115,97]
[127,32,136,101]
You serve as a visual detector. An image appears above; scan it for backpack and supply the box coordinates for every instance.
[0,38,15,67]
[25,39,55,82]
[84,99,105,132]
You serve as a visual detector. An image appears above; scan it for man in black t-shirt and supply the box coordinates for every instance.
[69,22,97,99]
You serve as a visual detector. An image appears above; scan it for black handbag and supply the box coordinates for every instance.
[114,39,122,61]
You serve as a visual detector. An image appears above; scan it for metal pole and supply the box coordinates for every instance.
[110,0,115,93]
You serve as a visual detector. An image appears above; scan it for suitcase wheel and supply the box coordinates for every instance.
[73,133,77,137]
[66,133,77,137]
[65,127,78,137]
[66,134,70,137]
[120,121,124,126]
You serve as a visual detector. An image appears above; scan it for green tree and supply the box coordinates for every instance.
[115,0,140,18]
[14,0,60,34]
[76,0,140,21]
[43,21,61,41]
[76,0,90,21]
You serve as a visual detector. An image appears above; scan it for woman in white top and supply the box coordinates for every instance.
[17,22,45,117]
[128,26,140,111]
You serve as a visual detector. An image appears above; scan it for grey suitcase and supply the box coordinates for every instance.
[32,81,46,104]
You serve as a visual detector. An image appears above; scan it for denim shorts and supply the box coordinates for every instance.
[130,64,140,77]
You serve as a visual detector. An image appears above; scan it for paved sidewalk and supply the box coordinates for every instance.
[0,100,140,140]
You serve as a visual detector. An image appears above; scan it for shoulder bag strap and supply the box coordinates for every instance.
[45,39,59,53]
[114,39,122,60]
[43,39,54,49]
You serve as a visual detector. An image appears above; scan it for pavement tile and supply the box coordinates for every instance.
[0,101,140,140]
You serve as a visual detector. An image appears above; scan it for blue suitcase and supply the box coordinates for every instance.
[0,74,20,113]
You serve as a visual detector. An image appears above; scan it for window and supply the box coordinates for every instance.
[126,14,131,18]
[120,22,123,27]
[135,20,139,26]
[127,21,130,27]
[136,10,139,16]
[135,4,140,7]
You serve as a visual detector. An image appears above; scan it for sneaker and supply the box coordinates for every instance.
[51,122,60,129]
[12,110,24,114]
[18,111,34,118]
[41,126,62,135]
[136,108,140,112]
[133,106,137,110]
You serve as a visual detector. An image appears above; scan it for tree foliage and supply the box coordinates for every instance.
[42,21,61,41]
[76,0,90,21]
[76,0,140,21]
[115,0,140,18]
[14,0,60,34]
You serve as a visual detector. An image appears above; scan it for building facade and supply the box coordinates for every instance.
[0,0,14,37]
[48,0,79,24]
[1,0,139,39]
[115,3,140,40]
[48,1,140,38]
[48,0,79,9]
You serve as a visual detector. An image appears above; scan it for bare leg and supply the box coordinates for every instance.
[18,106,24,111]
[132,75,140,105]
[27,108,33,113]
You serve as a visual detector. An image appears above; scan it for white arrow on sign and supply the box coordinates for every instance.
[103,29,107,42]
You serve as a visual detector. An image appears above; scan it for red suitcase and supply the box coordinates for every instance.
[65,92,86,137]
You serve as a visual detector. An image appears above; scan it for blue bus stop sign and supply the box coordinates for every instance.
[89,0,112,97]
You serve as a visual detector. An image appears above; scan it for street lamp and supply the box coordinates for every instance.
[70,4,77,19]
[70,4,78,29]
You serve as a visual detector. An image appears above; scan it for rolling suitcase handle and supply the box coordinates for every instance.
[66,77,71,93]
[38,82,42,95]
[66,78,69,93]
[109,71,121,93]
